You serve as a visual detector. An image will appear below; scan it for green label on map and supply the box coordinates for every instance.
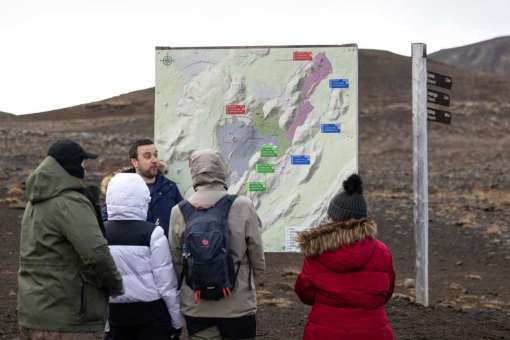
[246,182,266,192]
[260,144,278,157]
[256,164,275,173]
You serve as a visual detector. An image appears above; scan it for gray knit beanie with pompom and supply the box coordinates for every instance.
[327,174,367,222]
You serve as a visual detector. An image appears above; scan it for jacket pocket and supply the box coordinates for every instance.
[79,278,107,322]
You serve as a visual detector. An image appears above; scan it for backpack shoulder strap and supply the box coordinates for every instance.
[223,194,237,206]
[178,200,195,223]
[177,201,194,291]
[212,194,237,219]
[179,194,237,223]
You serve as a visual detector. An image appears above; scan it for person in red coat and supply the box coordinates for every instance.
[295,174,395,340]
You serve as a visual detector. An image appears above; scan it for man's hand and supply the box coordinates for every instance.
[107,286,124,298]
[170,327,182,340]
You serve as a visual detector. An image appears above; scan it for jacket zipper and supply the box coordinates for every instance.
[79,279,85,315]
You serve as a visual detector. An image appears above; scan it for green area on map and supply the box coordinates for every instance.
[246,182,266,192]
[252,106,291,153]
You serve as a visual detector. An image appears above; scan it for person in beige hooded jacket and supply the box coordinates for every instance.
[169,149,265,340]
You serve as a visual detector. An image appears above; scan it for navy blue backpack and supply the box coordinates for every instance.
[178,195,239,301]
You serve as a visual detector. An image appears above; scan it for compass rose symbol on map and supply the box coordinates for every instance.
[161,54,173,67]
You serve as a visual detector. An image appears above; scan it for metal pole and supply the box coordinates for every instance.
[412,43,429,306]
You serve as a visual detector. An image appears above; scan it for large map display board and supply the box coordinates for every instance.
[155,45,358,251]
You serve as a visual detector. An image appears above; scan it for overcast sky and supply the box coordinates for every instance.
[1,0,509,114]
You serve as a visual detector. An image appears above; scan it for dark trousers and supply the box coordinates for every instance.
[110,322,171,340]
[186,314,256,340]
[109,299,172,340]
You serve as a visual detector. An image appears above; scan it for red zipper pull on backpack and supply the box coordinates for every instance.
[193,290,201,304]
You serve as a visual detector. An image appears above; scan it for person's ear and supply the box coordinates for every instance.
[130,158,138,168]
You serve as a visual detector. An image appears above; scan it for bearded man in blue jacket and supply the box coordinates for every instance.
[103,139,183,237]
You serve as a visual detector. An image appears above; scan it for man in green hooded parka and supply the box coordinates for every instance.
[18,139,123,340]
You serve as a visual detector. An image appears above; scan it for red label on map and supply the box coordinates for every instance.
[226,104,246,115]
[293,51,313,61]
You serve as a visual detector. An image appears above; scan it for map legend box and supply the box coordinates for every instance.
[256,164,275,173]
[291,155,311,165]
[285,226,307,251]
[320,123,341,133]
[246,182,266,192]
[329,79,349,88]
[260,144,278,157]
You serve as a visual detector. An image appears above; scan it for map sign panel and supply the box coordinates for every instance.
[155,45,358,251]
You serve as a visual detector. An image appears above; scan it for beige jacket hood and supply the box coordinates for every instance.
[190,149,229,190]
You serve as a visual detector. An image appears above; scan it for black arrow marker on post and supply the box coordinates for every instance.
[427,71,453,90]
[427,89,450,106]
[427,108,452,124]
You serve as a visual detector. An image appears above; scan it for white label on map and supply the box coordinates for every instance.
[285,226,308,252]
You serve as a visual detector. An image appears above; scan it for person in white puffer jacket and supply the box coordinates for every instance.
[104,173,184,340]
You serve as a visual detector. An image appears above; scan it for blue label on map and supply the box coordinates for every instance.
[320,123,341,133]
[291,155,311,165]
[329,79,349,88]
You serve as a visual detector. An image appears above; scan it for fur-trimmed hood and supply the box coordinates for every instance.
[297,218,377,257]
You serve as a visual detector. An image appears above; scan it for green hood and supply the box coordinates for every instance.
[26,156,85,203]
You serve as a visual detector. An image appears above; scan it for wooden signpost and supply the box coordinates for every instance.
[412,43,429,307]
[412,43,454,307]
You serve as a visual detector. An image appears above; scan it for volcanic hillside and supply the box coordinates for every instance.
[431,35,510,76]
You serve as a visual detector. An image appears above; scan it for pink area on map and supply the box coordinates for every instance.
[285,53,332,141]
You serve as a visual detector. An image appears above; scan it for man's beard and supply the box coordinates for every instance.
[139,167,157,179]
